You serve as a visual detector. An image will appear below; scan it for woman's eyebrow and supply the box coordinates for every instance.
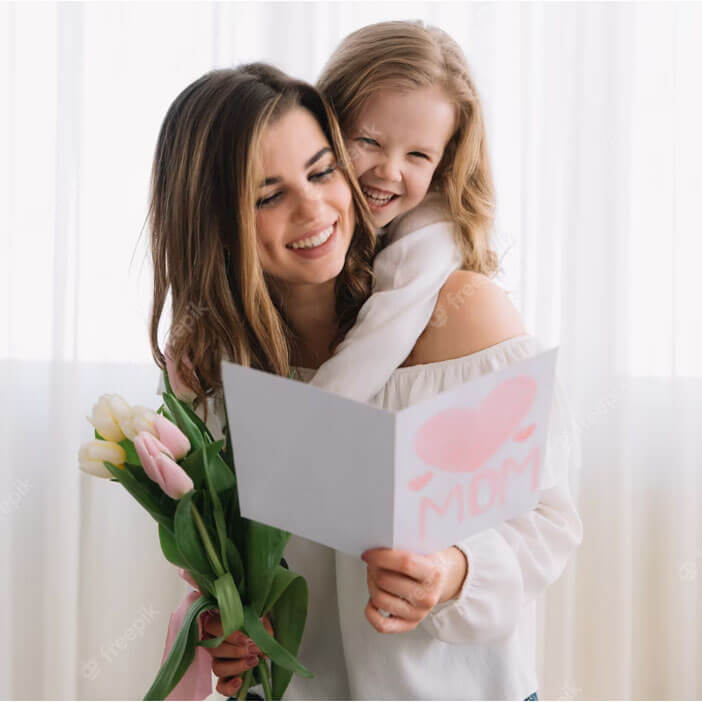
[259,147,331,187]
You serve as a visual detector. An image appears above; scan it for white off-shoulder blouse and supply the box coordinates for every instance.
[162,333,583,700]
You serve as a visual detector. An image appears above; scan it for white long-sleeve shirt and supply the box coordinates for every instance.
[307,191,463,402]
[291,333,583,700]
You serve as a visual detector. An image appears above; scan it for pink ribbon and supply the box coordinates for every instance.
[160,569,215,700]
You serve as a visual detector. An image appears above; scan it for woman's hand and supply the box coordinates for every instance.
[202,610,275,698]
[361,546,468,634]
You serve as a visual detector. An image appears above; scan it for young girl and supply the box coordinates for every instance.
[308,20,498,402]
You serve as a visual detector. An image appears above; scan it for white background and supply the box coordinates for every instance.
[1,2,701,699]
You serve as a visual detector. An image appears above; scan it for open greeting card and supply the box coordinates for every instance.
[221,345,559,558]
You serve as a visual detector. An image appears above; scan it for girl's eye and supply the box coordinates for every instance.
[357,137,379,146]
[256,192,281,209]
[409,151,430,161]
[310,165,338,182]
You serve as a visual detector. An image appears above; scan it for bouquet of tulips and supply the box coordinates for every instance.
[78,371,313,700]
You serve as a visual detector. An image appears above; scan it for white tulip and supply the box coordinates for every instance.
[120,405,159,441]
[78,440,127,479]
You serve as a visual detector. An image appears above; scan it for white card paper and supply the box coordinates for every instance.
[221,346,558,557]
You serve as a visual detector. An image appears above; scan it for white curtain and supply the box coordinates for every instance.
[1,2,700,699]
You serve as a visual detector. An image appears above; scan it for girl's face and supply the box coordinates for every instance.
[255,107,355,287]
[346,85,456,228]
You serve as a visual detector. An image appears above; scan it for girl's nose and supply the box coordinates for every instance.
[373,155,402,184]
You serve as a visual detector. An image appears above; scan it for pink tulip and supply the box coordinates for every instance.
[154,453,194,500]
[134,431,193,500]
[153,413,191,461]
[164,344,198,403]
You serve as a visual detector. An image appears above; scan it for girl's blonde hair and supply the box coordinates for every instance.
[148,64,376,422]
[317,20,499,276]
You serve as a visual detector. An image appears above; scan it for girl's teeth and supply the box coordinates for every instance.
[289,224,334,249]
[362,186,395,204]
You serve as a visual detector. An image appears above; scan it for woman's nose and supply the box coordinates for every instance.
[292,187,324,221]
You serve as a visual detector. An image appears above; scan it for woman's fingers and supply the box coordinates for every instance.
[211,653,260,678]
[215,674,242,698]
[205,638,251,659]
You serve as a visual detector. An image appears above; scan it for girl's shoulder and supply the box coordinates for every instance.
[401,269,526,368]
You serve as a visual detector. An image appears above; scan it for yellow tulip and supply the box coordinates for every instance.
[86,394,132,442]
[78,439,127,479]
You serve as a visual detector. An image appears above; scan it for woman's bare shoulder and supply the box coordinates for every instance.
[401,270,527,367]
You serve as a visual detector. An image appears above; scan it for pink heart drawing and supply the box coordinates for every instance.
[413,375,538,474]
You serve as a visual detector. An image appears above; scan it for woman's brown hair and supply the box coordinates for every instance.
[148,63,376,422]
[317,20,499,276]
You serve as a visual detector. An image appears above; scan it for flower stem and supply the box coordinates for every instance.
[237,669,254,701]
[191,503,225,578]
[257,660,273,700]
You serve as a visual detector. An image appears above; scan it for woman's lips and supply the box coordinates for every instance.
[286,221,338,259]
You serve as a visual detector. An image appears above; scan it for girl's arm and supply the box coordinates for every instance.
[308,220,462,402]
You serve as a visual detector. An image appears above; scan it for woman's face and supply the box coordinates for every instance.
[255,107,355,287]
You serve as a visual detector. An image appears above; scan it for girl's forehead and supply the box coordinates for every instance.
[351,87,456,146]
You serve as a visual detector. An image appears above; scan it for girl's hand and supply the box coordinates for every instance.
[361,546,468,634]
[202,610,275,698]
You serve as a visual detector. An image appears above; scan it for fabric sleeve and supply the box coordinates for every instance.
[308,221,462,402]
[420,349,584,644]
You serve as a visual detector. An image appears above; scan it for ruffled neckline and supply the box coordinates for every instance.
[292,333,537,382]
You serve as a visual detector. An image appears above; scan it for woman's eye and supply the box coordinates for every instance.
[310,165,338,182]
[409,151,430,161]
[357,137,379,146]
[256,191,281,209]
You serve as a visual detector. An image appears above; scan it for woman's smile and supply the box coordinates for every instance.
[285,220,338,256]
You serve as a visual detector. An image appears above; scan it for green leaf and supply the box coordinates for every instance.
[246,522,290,615]
[159,523,187,569]
[243,604,313,680]
[200,441,235,493]
[162,368,174,396]
[214,572,244,638]
[143,592,216,700]
[202,442,232,573]
[267,568,311,699]
[174,491,214,578]
[157,404,177,424]
[179,398,215,444]
[103,462,174,531]
[261,565,299,616]
[163,392,205,452]
[118,437,141,466]
[225,538,246,595]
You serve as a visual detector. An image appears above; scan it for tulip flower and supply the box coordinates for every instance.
[78,439,127,478]
[164,343,198,403]
[120,404,159,441]
[153,413,190,460]
[134,431,193,499]
[86,394,132,442]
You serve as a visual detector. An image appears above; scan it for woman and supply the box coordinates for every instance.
[151,63,582,701]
